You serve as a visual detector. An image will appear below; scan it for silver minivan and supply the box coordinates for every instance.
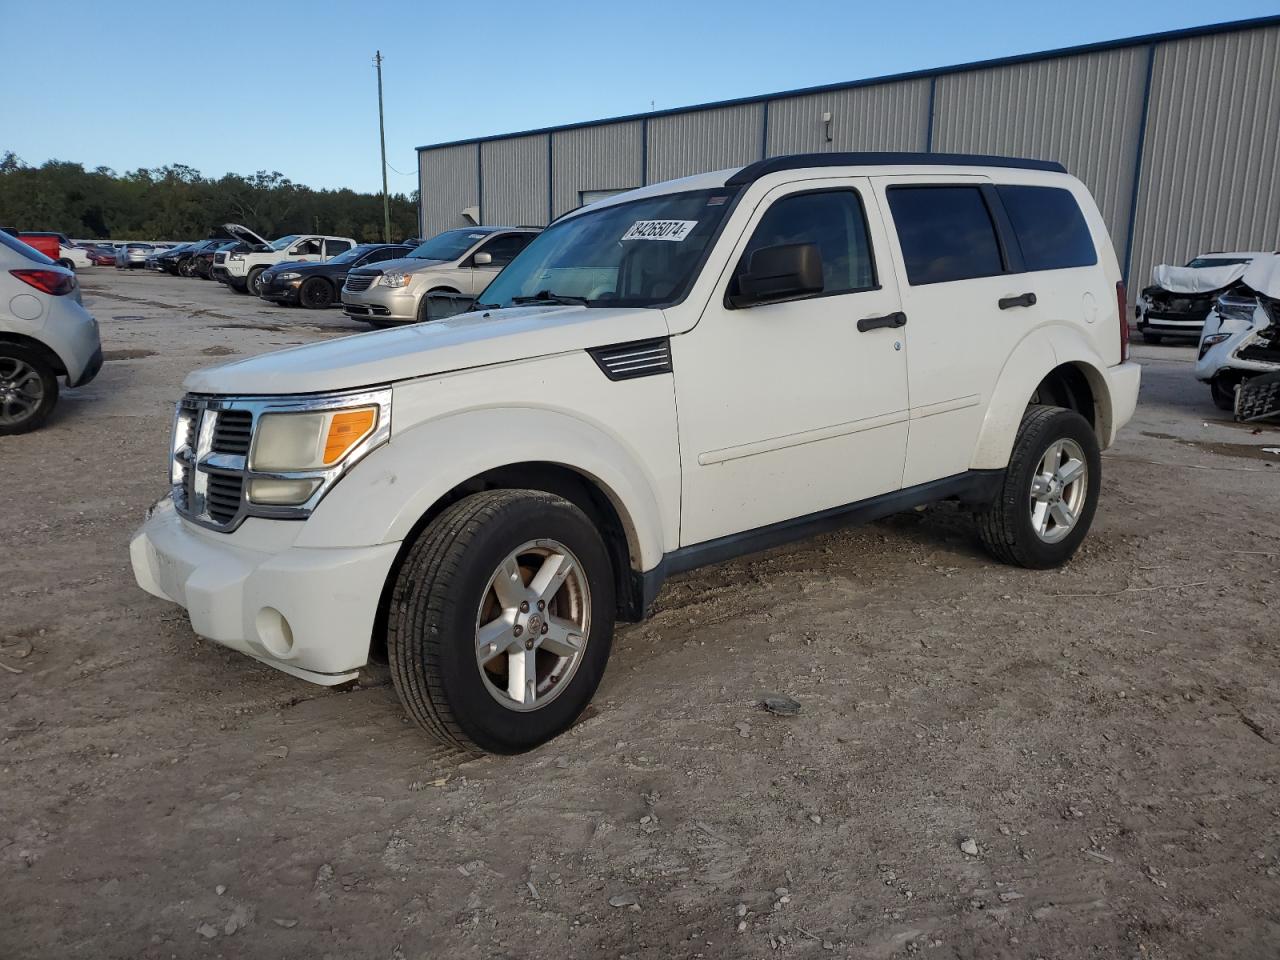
[341,227,539,326]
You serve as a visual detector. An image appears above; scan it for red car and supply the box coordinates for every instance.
[87,247,116,266]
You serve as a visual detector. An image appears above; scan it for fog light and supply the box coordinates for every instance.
[255,607,295,658]
[248,478,320,505]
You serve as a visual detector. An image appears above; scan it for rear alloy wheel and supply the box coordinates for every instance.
[0,345,59,435]
[388,490,615,754]
[299,277,334,309]
[976,405,1100,569]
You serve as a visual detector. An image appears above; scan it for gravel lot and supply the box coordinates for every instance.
[3,267,1279,959]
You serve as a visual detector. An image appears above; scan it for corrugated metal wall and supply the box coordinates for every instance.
[419,144,478,237]
[766,80,931,155]
[646,104,763,183]
[550,121,644,218]
[420,21,1280,289]
[1129,25,1280,289]
[480,135,550,228]
[932,47,1148,258]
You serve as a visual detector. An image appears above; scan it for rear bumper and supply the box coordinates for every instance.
[129,497,401,684]
[1105,360,1142,444]
[69,345,103,388]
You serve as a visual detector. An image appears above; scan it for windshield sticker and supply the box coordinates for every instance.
[468,233,485,239]
[621,220,699,242]
[706,196,728,206]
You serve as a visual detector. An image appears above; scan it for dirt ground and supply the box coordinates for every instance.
[3,267,1279,960]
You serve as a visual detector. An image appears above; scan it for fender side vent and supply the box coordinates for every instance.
[587,337,673,381]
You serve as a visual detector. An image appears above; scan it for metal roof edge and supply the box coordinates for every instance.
[415,14,1280,153]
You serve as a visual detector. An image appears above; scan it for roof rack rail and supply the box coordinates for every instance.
[725,152,1067,186]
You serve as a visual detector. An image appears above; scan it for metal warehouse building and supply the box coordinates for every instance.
[417,15,1280,289]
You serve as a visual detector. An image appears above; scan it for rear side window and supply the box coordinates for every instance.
[737,189,876,297]
[887,186,1004,285]
[997,185,1096,271]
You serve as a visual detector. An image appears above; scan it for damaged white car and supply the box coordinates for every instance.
[1195,254,1280,411]
[1136,251,1269,343]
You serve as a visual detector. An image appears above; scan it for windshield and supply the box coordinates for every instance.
[478,189,736,309]
[1187,256,1252,268]
[269,234,300,251]
[330,244,380,265]
[408,229,489,262]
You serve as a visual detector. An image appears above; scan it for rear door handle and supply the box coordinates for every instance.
[857,311,907,332]
[998,292,1037,310]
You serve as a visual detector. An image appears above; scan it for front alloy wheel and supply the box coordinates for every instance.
[388,490,615,753]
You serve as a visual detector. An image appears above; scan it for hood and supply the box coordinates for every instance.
[265,259,329,276]
[184,305,670,395]
[1242,254,1280,299]
[348,255,448,276]
[216,222,271,247]
[1152,261,1249,294]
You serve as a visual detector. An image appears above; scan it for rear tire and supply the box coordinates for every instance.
[388,490,616,754]
[299,277,334,309]
[976,405,1101,569]
[0,344,59,435]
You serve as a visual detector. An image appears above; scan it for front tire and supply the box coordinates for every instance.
[1210,374,1238,412]
[178,258,194,277]
[299,277,334,309]
[246,267,266,297]
[976,405,1101,569]
[388,490,616,754]
[0,344,59,435]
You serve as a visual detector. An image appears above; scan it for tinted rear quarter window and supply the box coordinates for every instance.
[887,186,1004,285]
[997,185,1096,271]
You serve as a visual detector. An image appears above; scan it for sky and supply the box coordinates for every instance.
[1,0,1277,195]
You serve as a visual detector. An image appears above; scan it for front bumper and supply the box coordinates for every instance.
[130,497,401,685]
[259,280,301,303]
[342,284,418,323]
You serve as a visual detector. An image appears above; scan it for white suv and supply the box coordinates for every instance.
[131,152,1141,755]
[211,223,356,296]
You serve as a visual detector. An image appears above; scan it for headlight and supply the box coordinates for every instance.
[276,271,301,281]
[251,407,378,472]
[1216,295,1258,323]
[229,252,244,261]
[1201,333,1231,346]
[379,272,412,288]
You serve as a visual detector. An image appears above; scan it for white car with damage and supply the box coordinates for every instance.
[1195,254,1280,410]
[131,152,1142,755]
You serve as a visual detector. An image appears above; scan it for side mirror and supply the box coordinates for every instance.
[729,242,824,308]
[472,251,493,266]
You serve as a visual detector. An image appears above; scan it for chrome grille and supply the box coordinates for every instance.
[344,274,375,292]
[205,473,244,525]
[212,409,252,455]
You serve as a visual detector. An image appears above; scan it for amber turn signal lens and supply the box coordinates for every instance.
[323,408,376,464]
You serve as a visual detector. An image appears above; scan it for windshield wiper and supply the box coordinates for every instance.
[511,290,590,306]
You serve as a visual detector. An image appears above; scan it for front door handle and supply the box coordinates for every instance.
[998,292,1037,310]
[857,311,907,333]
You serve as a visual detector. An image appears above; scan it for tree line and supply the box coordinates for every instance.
[0,152,420,242]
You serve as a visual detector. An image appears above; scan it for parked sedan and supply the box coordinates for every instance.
[87,247,116,266]
[173,239,223,277]
[258,243,413,308]
[114,242,155,269]
[150,241,199,273]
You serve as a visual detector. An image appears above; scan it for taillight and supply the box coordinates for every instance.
[11,268,76,296]
[1116,280,1130,362]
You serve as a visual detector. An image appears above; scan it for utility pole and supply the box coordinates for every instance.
[374,50,391,243]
